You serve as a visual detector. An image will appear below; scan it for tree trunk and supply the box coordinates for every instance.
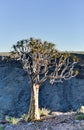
[26,84,40,121]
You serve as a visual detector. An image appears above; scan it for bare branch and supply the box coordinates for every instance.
[12,38,78,85]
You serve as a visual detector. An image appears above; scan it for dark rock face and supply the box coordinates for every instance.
[0,54,84,117]
[39,78,84,112]
[0,61,31,117]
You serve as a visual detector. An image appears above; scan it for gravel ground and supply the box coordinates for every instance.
[3,113,84,130]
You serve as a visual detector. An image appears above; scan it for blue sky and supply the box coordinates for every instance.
[0,0,84,52]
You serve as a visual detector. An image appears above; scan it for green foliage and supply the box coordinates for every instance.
[12,37,58,59]
[5,116,19,124]
[5,116,11,123]
[61,51,79,62]
[11,117,19,124]
[9,51,18,59]
[75,113,84,120]
[0,126,5,130]
[75,106,84,120]
[39,108,50,116]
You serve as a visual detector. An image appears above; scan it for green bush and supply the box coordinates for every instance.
[76,113,84,120]
[5,116,19,124]
[0,126,5,130]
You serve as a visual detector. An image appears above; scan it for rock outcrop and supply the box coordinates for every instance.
[0,54,84,117]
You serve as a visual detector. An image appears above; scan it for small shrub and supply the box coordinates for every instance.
[76,113,84,120]
[0,126,5,130]
[5,116,19,124]
[5,116,11,123]
[11,117,19,124]
[39,108,50,116]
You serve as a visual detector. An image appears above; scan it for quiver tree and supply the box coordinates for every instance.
[12,38,78,121]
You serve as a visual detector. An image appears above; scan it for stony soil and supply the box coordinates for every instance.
[0,113,84,130]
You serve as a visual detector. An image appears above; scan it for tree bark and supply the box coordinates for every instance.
[26,84,40,121]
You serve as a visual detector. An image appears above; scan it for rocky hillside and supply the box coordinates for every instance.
[0,53,84,117]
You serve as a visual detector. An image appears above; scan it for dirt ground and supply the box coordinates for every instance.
[3,112,84,130]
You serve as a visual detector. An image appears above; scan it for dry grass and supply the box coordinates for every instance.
[39,108,50,117]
